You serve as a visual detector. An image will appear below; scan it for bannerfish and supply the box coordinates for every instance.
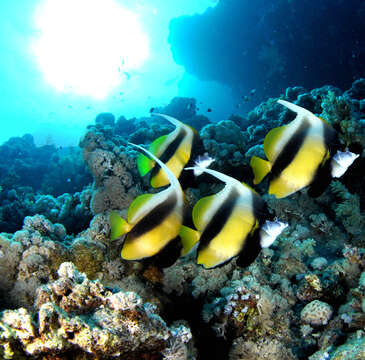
[137,114,203,188]
[250,100,359,198]
[109,143,185,267]
[180,164,287,269]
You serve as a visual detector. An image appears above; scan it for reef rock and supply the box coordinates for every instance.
[0,262,194,359]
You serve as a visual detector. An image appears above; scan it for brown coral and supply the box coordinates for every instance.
[0,263,193,359]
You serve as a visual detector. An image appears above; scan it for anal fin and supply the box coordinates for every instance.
[236,231,262,268]
[307,160,332,198]
[146,236,182,268]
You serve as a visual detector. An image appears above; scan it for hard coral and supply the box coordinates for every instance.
[0,263,193,359]
[300,300,333,327]
[80,121,142,215]
[203,275,293,347]
[0,212,117,309]
[0,215,69,309]
[229,337,296,360]
[200,120,246,167]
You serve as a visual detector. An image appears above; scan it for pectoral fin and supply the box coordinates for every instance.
[127,194,154,223]
[109,212,131,241]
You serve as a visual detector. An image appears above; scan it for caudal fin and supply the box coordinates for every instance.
[137,135,168,177]
[179,225,200,256]
[250,156,272,184]
[109,212,131,241]
[130,142,181,191]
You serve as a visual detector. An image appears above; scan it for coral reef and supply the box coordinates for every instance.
[300,300,333,326]
[0,134,92,195]
[0,186,93,234]
[80,128,142,214]
[0,215,69,309]
[1,79,365,359]
[0,213,117,309]
[0,262,195,359]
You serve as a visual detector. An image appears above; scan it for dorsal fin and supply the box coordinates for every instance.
[127,194,154,223]
[186,166,239,187]
[277,99,313,117]
[153,113,183,128]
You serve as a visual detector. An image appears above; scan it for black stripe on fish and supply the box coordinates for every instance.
[307,123,342,198]
[252,192,269,225]
[127,192,177,240]
[197,188,239,252]
[307,158,332,198]
[270,118,311,181]
[144,235,182,268]
[323,122,341,154]
[191,130,204,158]
[150,127,188,179]
[179,131,205,188]
[236,230,262,268]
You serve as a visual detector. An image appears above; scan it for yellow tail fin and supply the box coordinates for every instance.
[109,212,131,241]
[250,156,272,184]
[136,135,168,177]
[179,225,200,256]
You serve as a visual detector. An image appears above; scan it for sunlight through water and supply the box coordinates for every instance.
[33,0,150,99]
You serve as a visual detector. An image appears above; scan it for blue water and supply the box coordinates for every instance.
[0,0,227,146]
[1,0,363,146]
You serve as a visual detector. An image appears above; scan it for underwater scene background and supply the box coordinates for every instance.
[0,0,365,359]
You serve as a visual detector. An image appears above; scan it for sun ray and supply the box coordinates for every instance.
[33,0,150,99]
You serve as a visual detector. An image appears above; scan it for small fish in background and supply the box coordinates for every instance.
[149,107,155,114]
[250,88,256,95]
[250,100,359,198]
[109,143,186,267]
[137,114,204,188]
[207,108,212,112]
[180,164,287,269]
